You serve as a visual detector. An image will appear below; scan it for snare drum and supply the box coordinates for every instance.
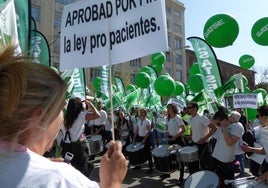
[179,145,199,162]
[86,135,104,156]
[184,170,219,188]
[126,142,146,165]
[232,179,266,188]
[152,144,181,173]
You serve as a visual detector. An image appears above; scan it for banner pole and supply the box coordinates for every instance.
[109,64,115,141]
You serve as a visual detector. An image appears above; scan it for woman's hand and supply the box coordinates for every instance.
[100,140,127,188]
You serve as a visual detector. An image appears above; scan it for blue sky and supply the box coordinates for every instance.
[179,0,268,78]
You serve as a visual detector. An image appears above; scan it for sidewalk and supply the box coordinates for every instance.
[88,156,253,188]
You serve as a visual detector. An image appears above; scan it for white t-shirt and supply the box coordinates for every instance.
[62,111,87,143]
[0,146,99,188]
[260,126,268,162]
[166,115,184,137]
[137,118,151,137]
[212,123,242,163]
[188,114,211,143]
[93,110,107,126]
[234,122,245,155]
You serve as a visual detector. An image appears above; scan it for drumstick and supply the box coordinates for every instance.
[224,176,255,185]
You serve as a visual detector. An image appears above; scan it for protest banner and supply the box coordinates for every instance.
[60,0,168,70]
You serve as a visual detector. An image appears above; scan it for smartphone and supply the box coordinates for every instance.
[64,152,74,163]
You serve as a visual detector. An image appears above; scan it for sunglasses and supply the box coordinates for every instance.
[187,106,194,109]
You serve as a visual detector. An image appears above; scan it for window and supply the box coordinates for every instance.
[54,11,62,27]
[173,10,181,20]
[174,37,181,49]
[55,0,74,5]
[166,67,171,75]
[130,58,141,68]
[166,52,170,62]
[175,54,182,64]
[31,5,40,22]
[90,68,100,80]
[166,7,171,14]
[130,73,136,83]
[175,71,182,81]
[173,23,182,33]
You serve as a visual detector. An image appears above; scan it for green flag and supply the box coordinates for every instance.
[214,77,236,98]
[30,30,50,66]
[188,37,222,101]
[14,0,30,52]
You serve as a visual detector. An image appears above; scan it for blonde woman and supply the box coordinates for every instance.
[0,45,127,188]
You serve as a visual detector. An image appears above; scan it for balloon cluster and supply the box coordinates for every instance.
[203,14,268,69]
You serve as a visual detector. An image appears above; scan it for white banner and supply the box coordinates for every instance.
[60,0,168,70]
[233,93,258,109]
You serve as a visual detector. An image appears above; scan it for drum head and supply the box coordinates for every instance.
[184,170,219,188]
[180,145,198,153]
[126,142,144,152]
[152,145,170,157]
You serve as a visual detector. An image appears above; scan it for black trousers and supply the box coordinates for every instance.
[61,142,89,177]
[207,157,234,188]
[187,142,211,174]
[169,136,185,181]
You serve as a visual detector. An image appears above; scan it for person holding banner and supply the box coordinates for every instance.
[0,45,127,188]
[241,105,268,175]
[186,101,217,174]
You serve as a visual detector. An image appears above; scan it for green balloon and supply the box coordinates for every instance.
[188,74,204,92]
[154,75,175,96]
[173,81,185,96]
[140,66,152,76]
[251,17,268,46]
[239,54,255,69]
[151,52,166,65]
[134,72,151,88]
[189,63,200,76]
[93,77,101,90]
[203,14,239,48]
[151,64,163,73]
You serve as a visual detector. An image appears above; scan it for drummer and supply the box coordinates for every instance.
[160,103,186,187]
[186,101,217,174]
[132,108,153,174]
[61,98,100,177]
[92,101,107,144]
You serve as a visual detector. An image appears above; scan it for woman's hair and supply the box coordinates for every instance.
[167,103,178,121]
[0,45,67,146]
[64,97,83,129]
[257,105,268,117]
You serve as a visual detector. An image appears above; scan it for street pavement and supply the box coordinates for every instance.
[88,155,254,188]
